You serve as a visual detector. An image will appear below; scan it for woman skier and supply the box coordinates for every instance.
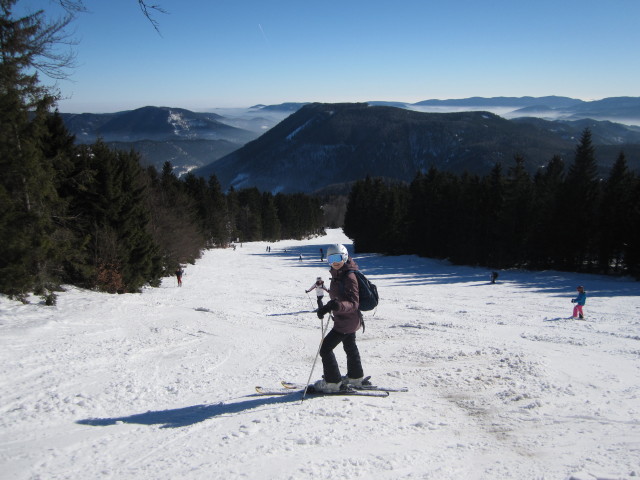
[314,244,365,393]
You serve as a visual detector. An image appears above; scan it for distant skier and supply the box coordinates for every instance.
[319,248,324,262]
[314,244,366,393]
[571,286,587,319]
[305,277,329,311]
[490,271,499,284]
[175,267,184,287]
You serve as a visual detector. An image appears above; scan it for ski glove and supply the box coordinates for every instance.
[317,300,338,319]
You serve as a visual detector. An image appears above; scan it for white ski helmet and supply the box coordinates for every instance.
[326,244,349,264]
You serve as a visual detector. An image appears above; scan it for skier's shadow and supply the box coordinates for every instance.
[76,394,301,429]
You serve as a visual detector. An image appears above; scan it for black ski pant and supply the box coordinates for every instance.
[319,329,363,384]
[316,295,324,310]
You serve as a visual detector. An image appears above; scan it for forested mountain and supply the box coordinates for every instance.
[60,107,254,143]
[195,103,640,194]
[58,106,299,175]
[343,130,640,277]
[58,107,259,176]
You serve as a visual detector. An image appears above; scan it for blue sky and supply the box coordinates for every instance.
[18,0,640,112]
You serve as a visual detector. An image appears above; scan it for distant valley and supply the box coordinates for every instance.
[60,105,294,176]
[59,97,640,190]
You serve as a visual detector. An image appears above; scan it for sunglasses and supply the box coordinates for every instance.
[327,253,345,264]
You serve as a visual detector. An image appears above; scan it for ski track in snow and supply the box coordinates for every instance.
[1,229,639,480]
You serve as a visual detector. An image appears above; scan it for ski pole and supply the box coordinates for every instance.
[305,291,315,310]
[301,313,331,403]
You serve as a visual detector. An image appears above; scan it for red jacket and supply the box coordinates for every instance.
[328,259,362,334]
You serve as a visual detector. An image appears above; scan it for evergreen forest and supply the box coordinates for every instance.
[0,2,324,300]
[344,129,640,278]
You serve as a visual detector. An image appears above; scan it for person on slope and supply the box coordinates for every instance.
[305,277,329,311]
[175,267,184,287]
[571,286,587,320]
[314,244,365,393]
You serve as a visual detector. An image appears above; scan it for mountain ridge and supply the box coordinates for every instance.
[58,97,640,181]
[194,102,640,194]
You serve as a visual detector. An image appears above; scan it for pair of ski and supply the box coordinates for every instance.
[255,377,408,398]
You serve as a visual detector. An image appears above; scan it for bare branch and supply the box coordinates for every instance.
[137,1,168,35]
[55,1,167,34]
[30,12,78,80]
[56,1,88,14]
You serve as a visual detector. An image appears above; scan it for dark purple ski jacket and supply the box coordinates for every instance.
[328,259,362,334]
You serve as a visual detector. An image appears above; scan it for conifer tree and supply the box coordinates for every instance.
[380,183,409,255]
[451,172,483,265]
[481,163,505,266]
[0,3,70,296]
[500,155,534,266]
[160,161,183,203]
[207,175,231,246]
[626,177,640,278]
[261,192,281,242]
[529,155,566,268]
[145,167,204,269]
[562,128,600,270]
[236,188,262,242]
[226,187,240,243]
[72,142,162,292]
[428,171,460,260]
[598,152,635,272]
[343,177,368,251]
[407,172,429,257]
[182,172,209,229]
[344,176,387,253]
[406,168,444,258]
[40,109,93,286]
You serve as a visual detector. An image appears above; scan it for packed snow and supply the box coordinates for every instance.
[1,229,639,480]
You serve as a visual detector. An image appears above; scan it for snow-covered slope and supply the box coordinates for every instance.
[1,230,638,480]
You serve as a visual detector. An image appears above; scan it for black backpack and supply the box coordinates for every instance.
[346,270,379,312]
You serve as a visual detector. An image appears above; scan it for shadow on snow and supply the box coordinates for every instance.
[255,240,638,297]
[76,394,301,429]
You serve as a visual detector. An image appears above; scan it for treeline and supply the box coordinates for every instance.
[344,129,640,277]
[1,114,324,299]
